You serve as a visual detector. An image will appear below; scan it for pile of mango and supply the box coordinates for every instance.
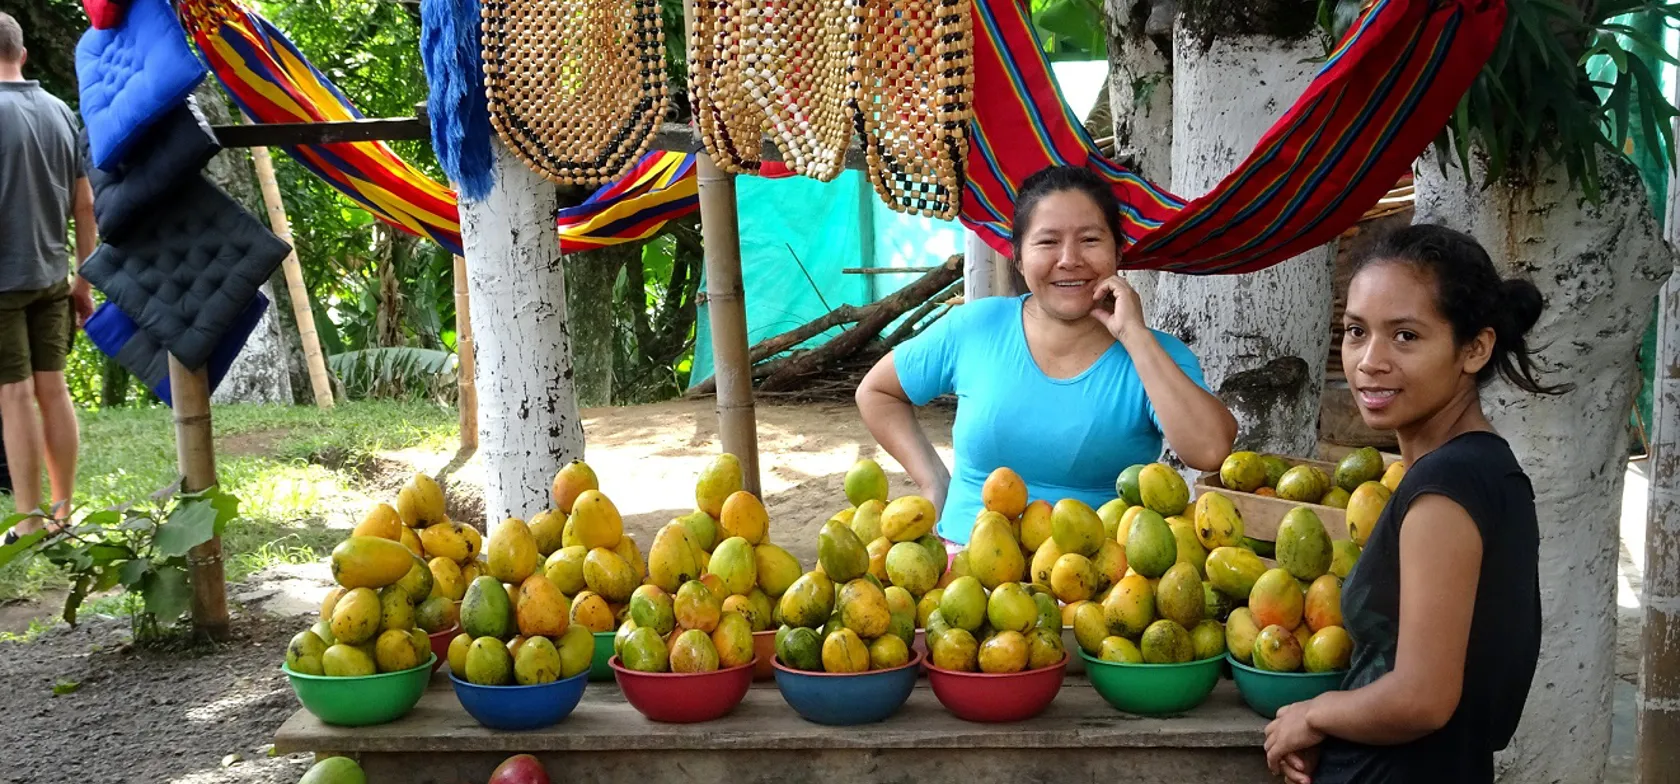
[285,474,462,676]
[1215,447,1403,541]
[614,453,803,673]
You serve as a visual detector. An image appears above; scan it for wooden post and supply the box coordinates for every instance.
[169,355,229,641]
[453,254,478,450]
[244,115,335,409]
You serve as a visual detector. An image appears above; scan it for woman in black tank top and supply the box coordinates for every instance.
[1262,225,1569,783]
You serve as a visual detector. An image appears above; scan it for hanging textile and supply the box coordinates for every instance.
[177,0,464,254]
[481,0,668,185]
[964,0,1506,274]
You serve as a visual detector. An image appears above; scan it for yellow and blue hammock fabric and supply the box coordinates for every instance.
[555,150,699,253]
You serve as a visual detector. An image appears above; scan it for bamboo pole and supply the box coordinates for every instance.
[1639,274,1680,783]
[453,254,478,450]
[169,355,229,641]
[244,114,335,409]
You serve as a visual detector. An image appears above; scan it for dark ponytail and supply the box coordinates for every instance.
[1352,224,1572,396]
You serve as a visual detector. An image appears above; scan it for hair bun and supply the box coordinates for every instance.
[1499,278,1545,339]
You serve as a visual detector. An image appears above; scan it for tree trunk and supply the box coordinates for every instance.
[193,80,296,405]
[566,244,634,407]
[1641,274,1680,783]
[376,227,407,348]
[1148,26,1334,458]
[1412,147,1672,783]
[461,142,586,529]
[1105,0,1175,311]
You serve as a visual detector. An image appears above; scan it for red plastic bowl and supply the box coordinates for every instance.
[925,653,1068,722]
[752,631,776,682]
[609,655,756,723]
[428,624,460,674]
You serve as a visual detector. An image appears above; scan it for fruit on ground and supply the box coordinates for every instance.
[330,587,381,645]
[488,519,541,585]
[551,460,599,514]
[570,490,624,550]
[981,466,1029,519]
[330,536,415,589]
[1219,451,1268,493]
[1193,491,1244,550]
[1252,624,1304,672]
[461,575,514,640]
[299,756,368,784]
[1224,607,1261,665]
[1304,626,1353,672]
[1138,463,1190,516]
[1276,507,1333,581]
[488,754,552,784]
[1124,509,1177,579]
[1249,568,1305,631]
[846,459,891,507]
[396,473,446,528]
[881,495,937,542]
[719,491,769,545]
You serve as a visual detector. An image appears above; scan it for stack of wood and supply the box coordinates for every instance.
[688,254,964,398]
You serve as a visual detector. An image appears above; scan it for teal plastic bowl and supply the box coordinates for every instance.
[1080,649,1223,716]
[590,631,616,681]
[282,653,435,727]
[1226,654,1345,718]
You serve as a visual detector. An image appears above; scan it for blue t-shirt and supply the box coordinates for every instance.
[894,294,1209,545]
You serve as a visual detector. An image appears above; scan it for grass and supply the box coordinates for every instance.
[0,400,459,608]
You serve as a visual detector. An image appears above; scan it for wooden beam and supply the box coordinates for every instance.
[212,117,430,148]
[652,123,868,172]
[841,266,940,275]
[169,356,229,641]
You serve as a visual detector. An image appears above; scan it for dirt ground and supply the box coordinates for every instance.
[0,399,953,784]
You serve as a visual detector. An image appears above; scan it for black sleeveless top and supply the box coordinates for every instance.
[1315,432,1541,783]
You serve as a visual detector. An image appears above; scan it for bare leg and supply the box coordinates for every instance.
[0,378,43,532]
[33,371,77,520]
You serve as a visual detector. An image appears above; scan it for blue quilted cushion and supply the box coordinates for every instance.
[76,0,207,171]
[83,95,220,243]
[84,291,269,406]
[80,175,290,370]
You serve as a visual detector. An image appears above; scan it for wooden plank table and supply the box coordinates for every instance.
[275,672,1275,784]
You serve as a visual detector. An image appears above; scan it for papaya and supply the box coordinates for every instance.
[1193,491,1244,550]
[981,467,1029,519]
[570,490,624,551]
[1248,568,1305,631]
[778,572,836,628]
[753,542,802,597]
[1252,624,1304,672]
[550,460,600,514]
[1276,506,1333,581]
[543,545,589,595]
[331,536,416,590]
[968,511,1027,589]
[1219,451,1268,493]
[396,473,447,528]
[1050,498,1105,557]
[1103,573,1154,638]
[528,509,568,557]
[1346,481,1391,546]
[322,643,377,677]
[881,495,937,543]
[354,504,404,541]
[514,635,563,685]
[1115,464,1146,507]
[818,521,870,582]
[1205,546,1267,601]
[1304,626,1353,672]
[708,536,759,596]
[487,518,541,585]
[845,458,891,507]
[1123,509,1177,579]
[719,491,769,545]
[583,547,637,603]
[1155,562,1205,630]
[330,587,382,645]
[850,499,887,544]
[675,579,724,633]
[695,453,745,519]
[1138,463,1190,516]
[1140,619,1193,664]
[1049,553,1097,604]
[713,611,756,668]
[1304,574,1343,632]
[461,575,514,640]
[884,541,939,596]
[670,629,722,673]
[516,574,571,637]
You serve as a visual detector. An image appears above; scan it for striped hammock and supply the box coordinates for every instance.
[965,0,1505,274]
[557,151,699,253]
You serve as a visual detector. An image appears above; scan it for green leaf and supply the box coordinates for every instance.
[93,566,123,593]
[155,500,218,559]
[142,565,192,623]
[0,529,47,569]
[52,680,80,696]
[63,574,92,627]
[119,558,151,589]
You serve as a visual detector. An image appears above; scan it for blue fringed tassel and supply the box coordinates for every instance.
[420,0,495,201]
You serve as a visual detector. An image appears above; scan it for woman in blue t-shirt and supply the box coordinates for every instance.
[854,165,1237,547]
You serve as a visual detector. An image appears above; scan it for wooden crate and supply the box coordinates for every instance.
[1194,453,1397,543]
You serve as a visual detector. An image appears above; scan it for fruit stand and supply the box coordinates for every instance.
[273,675,1274,784]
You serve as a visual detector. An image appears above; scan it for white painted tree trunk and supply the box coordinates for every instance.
[1412,147,1672,783]
[1640,142,1680,783]
[461,142,585,530]
[1147,29,1334,457]
[1105,0,1173,312]
[210,282,293,405]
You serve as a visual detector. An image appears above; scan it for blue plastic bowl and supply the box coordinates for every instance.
[449,668,589,730]
[772,649,922,725]
[1227,653,1345,719]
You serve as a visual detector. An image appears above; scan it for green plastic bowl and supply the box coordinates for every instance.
[1080,649,1223,716]
[590,631,616,681]
[282,653,435,727]
[1226,653,1344,718]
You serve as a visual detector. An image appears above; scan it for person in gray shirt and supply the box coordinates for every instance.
[0,12,95,540]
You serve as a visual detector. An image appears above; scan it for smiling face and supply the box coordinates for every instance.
[1017,190,1120,321]
[1341,261,1493,432]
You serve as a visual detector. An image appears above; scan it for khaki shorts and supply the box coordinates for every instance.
[0,280,73,385]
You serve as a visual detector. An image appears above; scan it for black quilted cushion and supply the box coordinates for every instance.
[81,174,290,370]
[84,96,220,243]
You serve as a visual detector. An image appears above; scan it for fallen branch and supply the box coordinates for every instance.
[881,281,962,351]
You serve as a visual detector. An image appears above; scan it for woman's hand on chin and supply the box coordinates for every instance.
[1091,274,1148,344]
